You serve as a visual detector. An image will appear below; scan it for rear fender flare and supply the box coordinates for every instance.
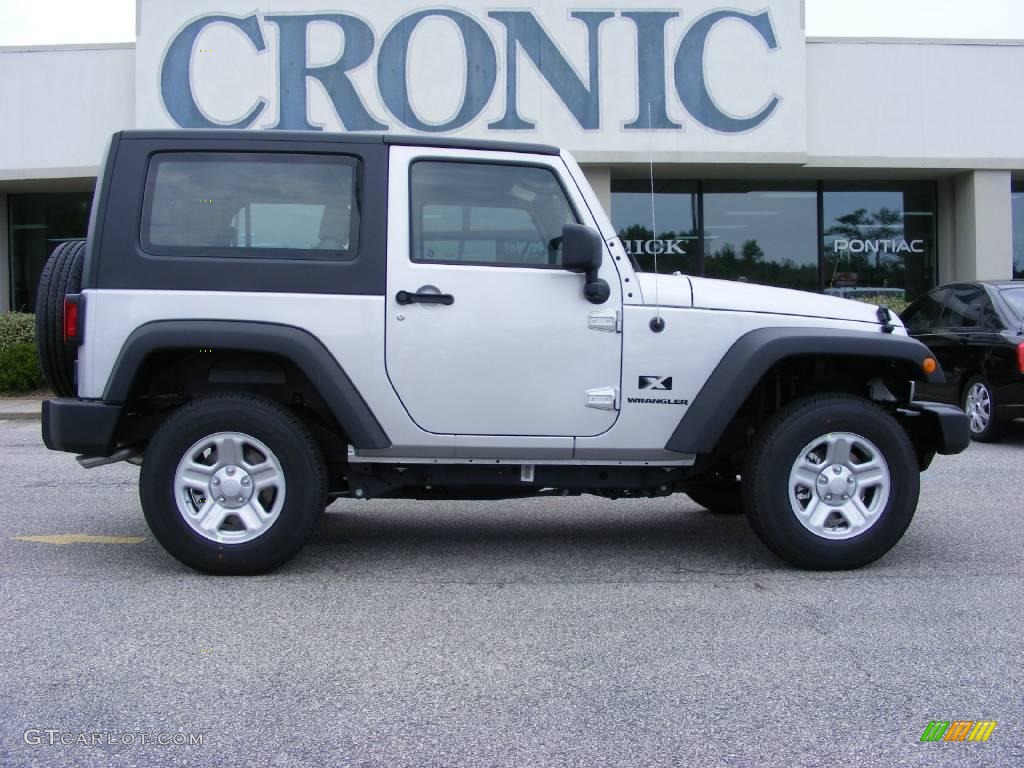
[103,320,390,449]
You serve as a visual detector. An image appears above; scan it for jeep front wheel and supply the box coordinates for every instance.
[140,394,325,574]
[743,395,919,570]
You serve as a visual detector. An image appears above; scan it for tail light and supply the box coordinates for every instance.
[1018,342,1024,374]
[63,295,82,345]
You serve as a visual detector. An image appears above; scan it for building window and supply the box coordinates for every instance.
[822,182,936,303]
[1012,181,1024,279]
[610,176,939,297]
[702,182,818,290]
[609,179,699,275]
[8,191,93,312]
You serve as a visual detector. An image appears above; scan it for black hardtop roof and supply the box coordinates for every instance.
[115,129,561,156]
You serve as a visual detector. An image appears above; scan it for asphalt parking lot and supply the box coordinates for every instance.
[0,419,1021,768]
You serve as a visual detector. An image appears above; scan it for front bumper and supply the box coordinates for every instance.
[42,399,123,456]
[903,401,971,456]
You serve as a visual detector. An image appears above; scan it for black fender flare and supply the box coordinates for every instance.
[103,320,390,449]
[665,327,945,455]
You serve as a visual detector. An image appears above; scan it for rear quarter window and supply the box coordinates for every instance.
[1001,287,1024,319]
[141,153,359,260]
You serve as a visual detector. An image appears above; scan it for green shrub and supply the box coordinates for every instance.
[0,313,45,392]
[0,312,36,351]
[0,343,44,392]
[855,295,910,316]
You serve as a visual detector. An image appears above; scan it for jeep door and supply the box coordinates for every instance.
[384,146,622,437]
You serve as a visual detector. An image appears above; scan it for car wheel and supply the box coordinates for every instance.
[962,375,1002,443]
[683,473,744,514]
[140,394,326,574]
[743,394,919,570]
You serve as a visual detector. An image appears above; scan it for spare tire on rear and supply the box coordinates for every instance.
[34,240,86,398]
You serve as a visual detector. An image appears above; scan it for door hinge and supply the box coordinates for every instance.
[588,309,622,333]
[586,387,619,411]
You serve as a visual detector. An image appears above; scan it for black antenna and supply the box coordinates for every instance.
[648,104,665,333]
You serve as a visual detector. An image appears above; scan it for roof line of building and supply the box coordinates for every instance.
[1,35,1023,55]
[0,41,135,53]
[806,35,1024,47]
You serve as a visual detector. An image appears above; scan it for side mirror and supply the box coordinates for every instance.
[561,224,610,305]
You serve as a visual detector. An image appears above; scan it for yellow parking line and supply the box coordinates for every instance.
[13,534,145,545]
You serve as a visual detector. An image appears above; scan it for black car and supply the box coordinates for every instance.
[900,281,1024,441]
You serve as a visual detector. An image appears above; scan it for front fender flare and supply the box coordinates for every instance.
[103,320,390,449]
[665,326,944,455]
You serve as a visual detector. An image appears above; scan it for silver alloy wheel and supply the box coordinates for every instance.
[965,382,992,434]
[787,432,891,541]
[173,431,286,544]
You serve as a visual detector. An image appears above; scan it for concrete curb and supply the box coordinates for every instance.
[0,399,45,422]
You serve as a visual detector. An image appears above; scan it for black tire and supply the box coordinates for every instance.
[140,394,326,575]
[683,473,744,514]
[34,239,86,397]
[962,375,1003,443]
[743,394,920,570]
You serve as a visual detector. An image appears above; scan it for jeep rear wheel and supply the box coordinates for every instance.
[743,394,919,570]
[34,239,86,397]
[140,394,325,574]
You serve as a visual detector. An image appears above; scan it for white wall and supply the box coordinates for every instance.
[953,171,1014,281]
[0,44,135,180]
[2,38,1024,175]
[582,166,612,217]
[0,35,1021,289]
[134,0,808,163]
[806,39,1024,169]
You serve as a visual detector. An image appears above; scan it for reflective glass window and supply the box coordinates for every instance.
[8,191,92,312]
[822,182,937,303]
[703,182,819,290]
[610,179,699,275]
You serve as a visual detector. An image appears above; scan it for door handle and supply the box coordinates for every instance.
[396,290,454,306]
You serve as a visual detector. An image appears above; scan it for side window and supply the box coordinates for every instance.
[142,153,359,259]
[979,294,1005,331]
[902,289,948,332]
[940,285,985,329]
[410,161,578,267]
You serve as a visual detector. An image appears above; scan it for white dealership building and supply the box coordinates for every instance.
[2,0,1023,312]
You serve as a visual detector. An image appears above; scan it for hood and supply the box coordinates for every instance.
[636,273,896,327]
[635,273,695,308]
